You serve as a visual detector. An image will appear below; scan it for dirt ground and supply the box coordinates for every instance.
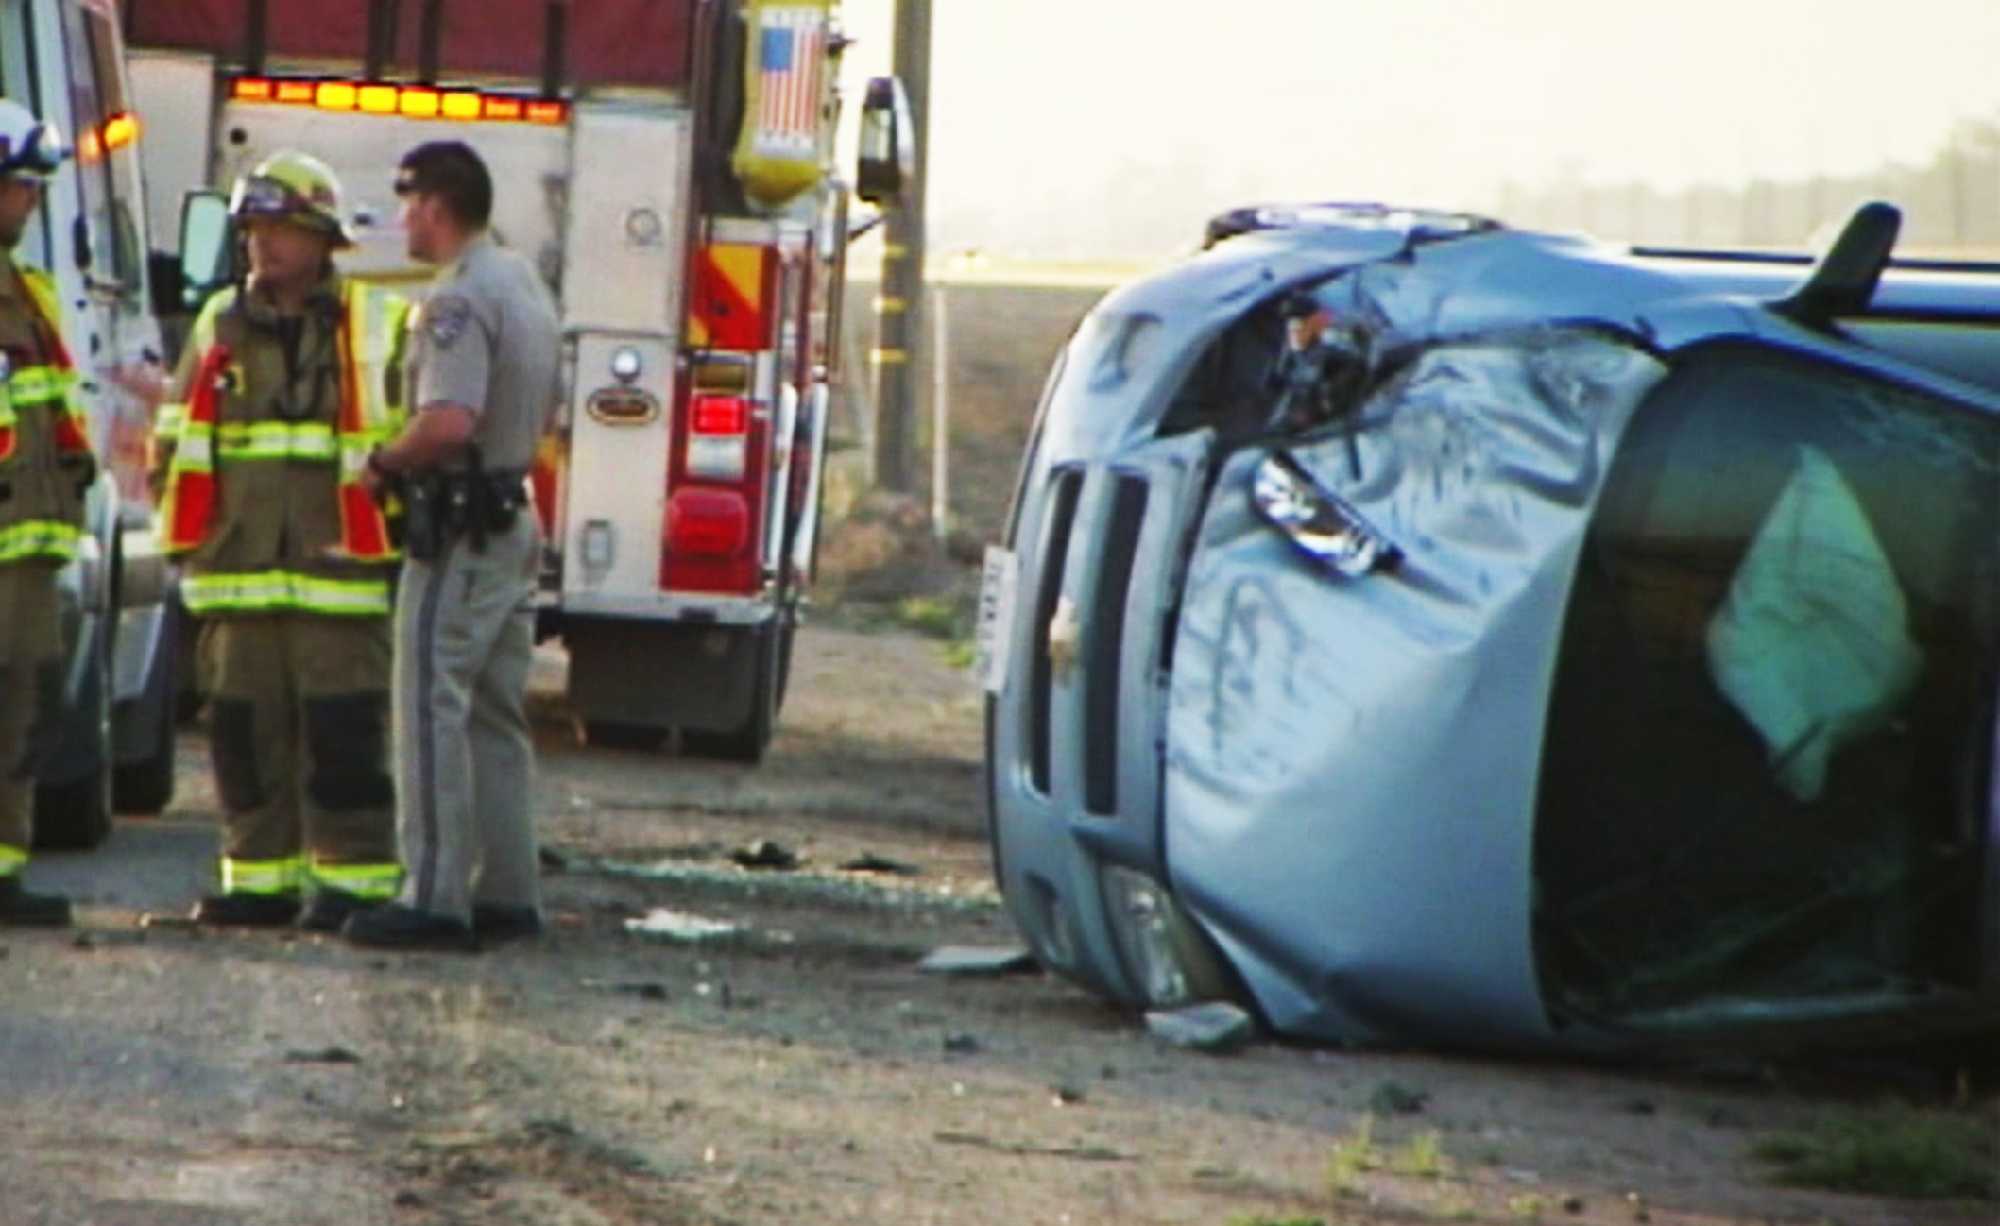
[7,623,1997,1226]
[4,285,1996,1224]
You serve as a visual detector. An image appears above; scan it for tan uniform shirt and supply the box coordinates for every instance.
[408,235,560,471]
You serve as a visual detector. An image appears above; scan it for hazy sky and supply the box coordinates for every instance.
[834,0,2000,260]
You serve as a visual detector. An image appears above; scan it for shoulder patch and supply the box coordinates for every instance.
[426,294,474,350]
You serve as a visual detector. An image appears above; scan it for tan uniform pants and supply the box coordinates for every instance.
[392,515,541,922]
[0,564,61,871]
[200,612,399,897]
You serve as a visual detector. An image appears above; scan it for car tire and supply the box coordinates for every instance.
[112,701,176,815]
[32,768,112,850]
[33,641,113,851]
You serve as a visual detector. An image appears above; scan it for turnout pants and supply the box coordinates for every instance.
[392,515,541,922]
[200,612,400,899]
[0,564,61,875]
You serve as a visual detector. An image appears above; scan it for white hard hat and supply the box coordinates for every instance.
[0,99,66,181]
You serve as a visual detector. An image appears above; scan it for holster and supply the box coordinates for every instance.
[397,446,526,561]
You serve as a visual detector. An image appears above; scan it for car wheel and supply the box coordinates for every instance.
[33,643,113,851]
[112,701,177,815]
[32,768,112,850]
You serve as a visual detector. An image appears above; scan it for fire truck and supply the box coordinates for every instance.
[124,0,913,761]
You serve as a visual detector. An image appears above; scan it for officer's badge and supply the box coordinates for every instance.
[426,294,473,349]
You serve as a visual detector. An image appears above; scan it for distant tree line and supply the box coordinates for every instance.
[1498,114,2000,253]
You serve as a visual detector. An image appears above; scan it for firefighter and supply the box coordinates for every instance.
[154,151,408,931]
[0,99,87,928]
[343,141,559,951]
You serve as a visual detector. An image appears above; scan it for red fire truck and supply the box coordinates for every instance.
[121,0,911,761]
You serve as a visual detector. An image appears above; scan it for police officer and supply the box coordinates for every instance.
[343,141,558,951]
[0,100,86,927]
[153,152,408,930]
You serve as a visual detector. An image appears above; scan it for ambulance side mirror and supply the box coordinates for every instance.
[856,75,915,205]
[177,190,234,310]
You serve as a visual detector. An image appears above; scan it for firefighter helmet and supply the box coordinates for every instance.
[229,151,354,247]
[0,99,67,181]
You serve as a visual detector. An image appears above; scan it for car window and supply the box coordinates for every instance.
[1536,342,2000,1019]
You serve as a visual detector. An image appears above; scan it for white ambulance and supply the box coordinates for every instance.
[4,0,182,847]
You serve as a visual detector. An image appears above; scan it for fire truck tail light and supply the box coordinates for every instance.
[691,396,749,435]
[668,489,750,558]
[686,394,750,481]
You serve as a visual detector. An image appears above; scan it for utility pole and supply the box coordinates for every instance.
[874,0,931,493]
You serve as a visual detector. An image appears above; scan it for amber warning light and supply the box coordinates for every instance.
[228,77,568,125]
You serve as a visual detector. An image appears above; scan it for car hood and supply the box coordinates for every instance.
[1162,331,1669,1047]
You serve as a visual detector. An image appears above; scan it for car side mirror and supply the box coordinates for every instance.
[177,190,233,310]
[855,75,915,205]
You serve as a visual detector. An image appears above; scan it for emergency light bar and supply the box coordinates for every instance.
[228,77,568,125]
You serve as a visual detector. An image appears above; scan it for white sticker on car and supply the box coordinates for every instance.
[974,545,1019,694]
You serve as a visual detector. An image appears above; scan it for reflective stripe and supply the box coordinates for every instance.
[171,426,214,470]
[160,282,406,559]
[154,402,188,442]
[215,420,339,462]
[220,855,304,895]
[7,365,78,404]
[0,519,81,562]
[310,861,403,900]
[0,844,26,876]
[181,570,392,616]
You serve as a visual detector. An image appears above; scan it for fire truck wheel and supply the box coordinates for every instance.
[774,606,797,715]
[583,721,668,753]
[681,622,779,764]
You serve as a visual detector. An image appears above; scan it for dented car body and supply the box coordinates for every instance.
[983,202,2000,1051]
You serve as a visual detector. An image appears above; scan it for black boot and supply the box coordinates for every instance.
[191,893,301,927]
[341,903,477,952]
[298,889,380,934]
[472,903,544,946]
[0,876,72,927]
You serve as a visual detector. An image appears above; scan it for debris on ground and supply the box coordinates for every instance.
[838,852,922,876]
[284,1046,362,1065]
[1369,1080,1431,1115]
[583,979,670,1002]
[72,930,148,950]
[917,945,1037,976]
[730,839,800,870]
[1143,1001,1256,1052]
[932,1131,1129,1162]
[622,909,744,943]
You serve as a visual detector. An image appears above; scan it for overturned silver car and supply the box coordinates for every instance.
[981,202,2000,1051]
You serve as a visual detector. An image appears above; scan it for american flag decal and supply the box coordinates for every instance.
[753,6,826,157]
